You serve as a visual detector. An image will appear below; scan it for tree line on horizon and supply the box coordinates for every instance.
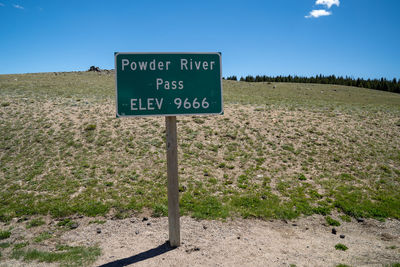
[224,74,400,94]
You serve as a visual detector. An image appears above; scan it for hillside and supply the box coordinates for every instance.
[1,71,399,220]
[0,71,399,266]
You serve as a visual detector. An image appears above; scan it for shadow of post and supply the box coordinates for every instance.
[97,241,176,267]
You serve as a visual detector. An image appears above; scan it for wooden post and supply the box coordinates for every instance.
[165,116,180,247]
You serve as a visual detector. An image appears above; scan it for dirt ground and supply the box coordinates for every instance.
[4,214,398,267]
[85,216,400,267]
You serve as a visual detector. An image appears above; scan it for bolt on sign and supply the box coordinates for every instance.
[115,52,223,117]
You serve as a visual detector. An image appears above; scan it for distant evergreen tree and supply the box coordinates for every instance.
[245,75,255,82]
[226,75,237,81]
[227,74,399,94]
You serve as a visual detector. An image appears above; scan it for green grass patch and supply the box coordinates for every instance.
[298,174,307,181]
[78,201,109,217]
[335,243,348,251]
[26,218,45,228]
[0,242,11,248]
[84,124,96,131]
[152,203,168,217]
[229,193,302,219]
[11,245,100,266]
[0,230,11,240]
[88,220,106,225]
[13,242,29,249]
[57,219,78,229]
[325,216,341,226]
[181,193,229,219]
[33,231,52,243]
[339,214,352,222]
[333,185,400,219]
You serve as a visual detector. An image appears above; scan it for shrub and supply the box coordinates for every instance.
[335,243,348,251]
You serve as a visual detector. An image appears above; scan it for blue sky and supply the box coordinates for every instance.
[0,0,399,79]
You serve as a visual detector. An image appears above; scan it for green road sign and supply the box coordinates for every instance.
[115,52,223,117]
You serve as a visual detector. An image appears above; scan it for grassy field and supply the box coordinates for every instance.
[1,71,400,265]
[0,71,399,223]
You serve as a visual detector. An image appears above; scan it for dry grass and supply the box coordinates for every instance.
[0,72,399,221]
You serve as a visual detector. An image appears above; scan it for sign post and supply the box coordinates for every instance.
[165,116,179,247]
[115,52,223,247]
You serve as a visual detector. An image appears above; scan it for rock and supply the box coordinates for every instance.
[130,219,136,223]
[88,66,100,72]
[237,236,240,239]
[331,228,337,235]
[147,222,151,226]
[292,224,297,227]
[142,217,148,222]
[204,172,209,176]
[356,218,365,223]
[203,225,207,230]
[185,247,200,254]
[70,223,79,229]
[96,228,101,234]
[135,230,139,235]
[340,235,345,239]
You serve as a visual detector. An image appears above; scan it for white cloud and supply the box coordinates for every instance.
[13,4,24,9]
[316,0,340,9]
[305,9,332,18]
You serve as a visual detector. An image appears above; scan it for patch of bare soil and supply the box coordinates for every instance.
[52,215,400,266]
[2,215,399,266]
